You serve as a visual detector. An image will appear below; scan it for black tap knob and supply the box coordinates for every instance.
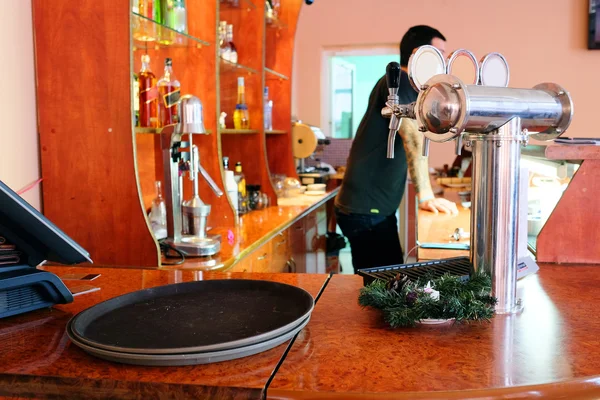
[386,62,401,91]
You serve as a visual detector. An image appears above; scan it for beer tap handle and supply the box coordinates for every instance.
[386,61,401,102]
[385,61,402,159]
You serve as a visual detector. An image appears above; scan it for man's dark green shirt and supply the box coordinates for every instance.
[335,71,418,216]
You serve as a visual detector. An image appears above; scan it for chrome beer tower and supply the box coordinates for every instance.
[161,94,224,257]
[383,46,574,313]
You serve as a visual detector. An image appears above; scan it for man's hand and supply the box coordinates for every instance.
[419,197,458,215]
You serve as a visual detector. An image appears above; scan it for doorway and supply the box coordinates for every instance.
[322,46,409,274]
[321,45,398,139]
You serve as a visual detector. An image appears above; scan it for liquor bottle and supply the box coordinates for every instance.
[223,157,239,213]
[233,77,250,130]
[219,21,230,62]
[264,86,273,131]
[133,73,140,127]
[134,0,162,42]
[138,54,158,128]
[157,58,181,127]
[138,0,162,22]
[226,24,238,64]
[149,181,167,239]
[162,0,187,32]
[234,162,248,214]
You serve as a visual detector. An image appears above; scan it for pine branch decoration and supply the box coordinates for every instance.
[358,271,497,328]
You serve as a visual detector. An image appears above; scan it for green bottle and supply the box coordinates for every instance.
[162,0,187,33]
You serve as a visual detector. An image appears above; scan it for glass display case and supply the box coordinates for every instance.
[521,145,580,256]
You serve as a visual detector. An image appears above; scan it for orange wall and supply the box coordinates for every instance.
[292,0,600,167]
[0,0,41,209]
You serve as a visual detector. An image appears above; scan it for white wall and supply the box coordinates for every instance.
[293,0,600,168]
[0,0,40,209]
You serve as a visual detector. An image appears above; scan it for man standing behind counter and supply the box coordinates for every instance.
[335,25,458,273]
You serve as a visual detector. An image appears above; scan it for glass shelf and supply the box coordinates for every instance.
[131,13,210,50]
[265,68,289,81]
[266,130,287,135]
[219,0,256,11]
[220,59,259,75]
[135,127,212,135]
[221,129,259,135]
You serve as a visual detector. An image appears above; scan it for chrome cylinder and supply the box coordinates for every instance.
[468,117,523,314]
[415,75,573,143]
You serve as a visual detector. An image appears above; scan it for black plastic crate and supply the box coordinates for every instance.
[357,257,471,286]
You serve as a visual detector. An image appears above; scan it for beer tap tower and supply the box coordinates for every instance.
[383,46,574,313]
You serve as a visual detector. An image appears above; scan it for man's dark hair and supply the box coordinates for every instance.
[400,25,446,66]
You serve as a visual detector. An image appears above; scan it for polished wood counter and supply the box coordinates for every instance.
[161,188,338,271]
[3,265,600,399]
[268,264,600,399]
[0,267,329,399]
[417,189,470,261]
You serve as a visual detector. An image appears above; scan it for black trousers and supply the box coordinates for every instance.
[335,208,404,274]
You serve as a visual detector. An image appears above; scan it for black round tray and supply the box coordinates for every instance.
[67,316,310,366]
[68,279,314,355]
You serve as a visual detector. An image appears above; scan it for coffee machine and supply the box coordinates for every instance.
[161,94,223,257]
[292,121,331,185]
[382,46,573,314]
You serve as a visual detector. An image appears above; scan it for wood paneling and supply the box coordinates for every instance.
[33,0,305,267]
[537,159,600,264]
[264,0,303,181]
[33,0,159,267]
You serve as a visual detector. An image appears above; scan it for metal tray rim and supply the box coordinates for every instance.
[68,279,315,354]
[66,316,310,366]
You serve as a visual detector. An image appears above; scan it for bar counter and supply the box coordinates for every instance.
[161,189,338,272]
[3,264,600,399]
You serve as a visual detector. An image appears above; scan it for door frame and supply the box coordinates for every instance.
[320,44,398,138]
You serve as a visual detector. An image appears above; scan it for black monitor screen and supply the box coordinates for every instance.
[589,0,600,49]
[0,180,91,267]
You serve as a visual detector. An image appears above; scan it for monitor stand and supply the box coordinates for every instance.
[0,264,73,319]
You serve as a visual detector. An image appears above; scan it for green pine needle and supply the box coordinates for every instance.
[358,272,497,328]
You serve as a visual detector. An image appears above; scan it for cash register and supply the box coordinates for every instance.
[0,180,91,319]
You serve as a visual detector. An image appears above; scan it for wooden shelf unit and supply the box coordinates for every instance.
[32,0,303,267]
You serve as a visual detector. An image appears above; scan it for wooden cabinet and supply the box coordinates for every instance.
[228,205,327,274]
[32,0,304,268]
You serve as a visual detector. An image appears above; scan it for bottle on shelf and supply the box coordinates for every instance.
[226,24,238,64]
[149,180,167,239]
[138,0,162,22]
[162,0,187,32]
[264,86,273,131]
[234,162,248,214]
[157,58,181,127]
[133,73,140,127]
[219,21,231,62]
[138,54,158,128]
[134,0,162,41]
[233,77,250,130]
[223,157,239,213]
[265,0,280,24]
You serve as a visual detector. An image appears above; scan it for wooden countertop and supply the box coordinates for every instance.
[3,265,600,399]
[171,188,338,272]
[417,189,470,260]
[268,265,600,399]
[524,143,600,161]
[0,266,329,399]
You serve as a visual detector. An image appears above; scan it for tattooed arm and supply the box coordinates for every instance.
[398,118,458,214]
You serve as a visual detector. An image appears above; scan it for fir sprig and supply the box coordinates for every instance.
[358,271,497,328]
